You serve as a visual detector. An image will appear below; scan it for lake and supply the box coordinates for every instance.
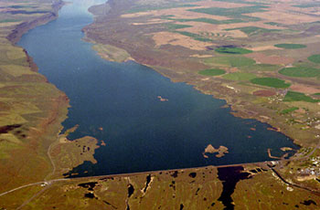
[18,0,299,177]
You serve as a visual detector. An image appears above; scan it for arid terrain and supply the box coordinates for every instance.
[0,0,319,209]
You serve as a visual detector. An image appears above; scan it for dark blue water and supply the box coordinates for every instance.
[18,0,298,176]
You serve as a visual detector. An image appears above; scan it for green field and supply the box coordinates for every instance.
[279,66,320,77]
[215,47,252,54]
[126,3,197,13]
[265,22,281,26]
[166,23,192,30]
[283,91,320,103]
[280,107,299,114]
[251,77,291,88]
[223,72,256,81]
[171,18,244,25]
[307,54,320,63]
[0,19,21,23]
[293,2,320,8]
[241,64,280,72]
[274,43,306,49]
[226,27,281,35]
[175,31,212,42]
[189,5,268,22]
[198,68,226,76]
[204,56,256,67]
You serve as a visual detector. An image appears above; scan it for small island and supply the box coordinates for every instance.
[202,144,229,158]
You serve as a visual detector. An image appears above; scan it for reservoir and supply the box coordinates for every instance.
[18,0,299,177]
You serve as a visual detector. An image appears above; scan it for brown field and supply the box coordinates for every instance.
[175,21,284,39]
[250,45,281,51]
[132,18,172,25]
[253,90,276,97]
[192,0,250,8]
[250,10,319,25]
[121,8,231,20]
[176,22,248,38]
[245,52,294,65]
[290,84,320,94]
[152,31,213,50]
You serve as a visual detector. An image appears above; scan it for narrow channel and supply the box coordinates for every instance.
[18,0,299,177]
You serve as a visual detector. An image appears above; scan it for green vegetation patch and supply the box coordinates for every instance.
[223,72,256,81]
[251,77,291,88]
[215,47,252,54]
[212,0,267,5]
[175,31,212,42]
[204,56,256,67]
[189,5,268,16]
[171,18,244,25]
[293,2,320,8]
[284,91,320,103]
[265,22,281,26]
[313,93,320,96]
[241,64,280,72]
[0,19,21,23]
[280,107,299,114]
[8,5,35,9]
[166,24,192,30]
[274,43,306,49]
[308,54,320,63]
[225,27,281,35]
[126,4,197,13]
[189,5,268,22]
[198,68,226,76]
[279,67,320,77]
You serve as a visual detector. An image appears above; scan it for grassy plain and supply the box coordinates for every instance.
[223,72,256,81]
[275,43,307,49]
[215,46,253,54]
[284,91,320,103]
[308,54,320,63]
[198,68,225,76]
[251,77,291,88]
[279,67,320,77]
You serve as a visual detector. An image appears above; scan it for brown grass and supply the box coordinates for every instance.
[245,52,294,65]
[250,10,319,25]
[250,45,280,51]
[132,18,172,25]
[121,7,230,20]
[192,0,250,8]
[177,22,248,38]
[290,84,320,94]
[253,90,276,97]
[152,31,212,50]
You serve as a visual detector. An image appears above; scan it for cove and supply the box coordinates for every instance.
[18,0,299,177]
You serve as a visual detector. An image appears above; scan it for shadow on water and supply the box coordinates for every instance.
[217,166,251,210]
